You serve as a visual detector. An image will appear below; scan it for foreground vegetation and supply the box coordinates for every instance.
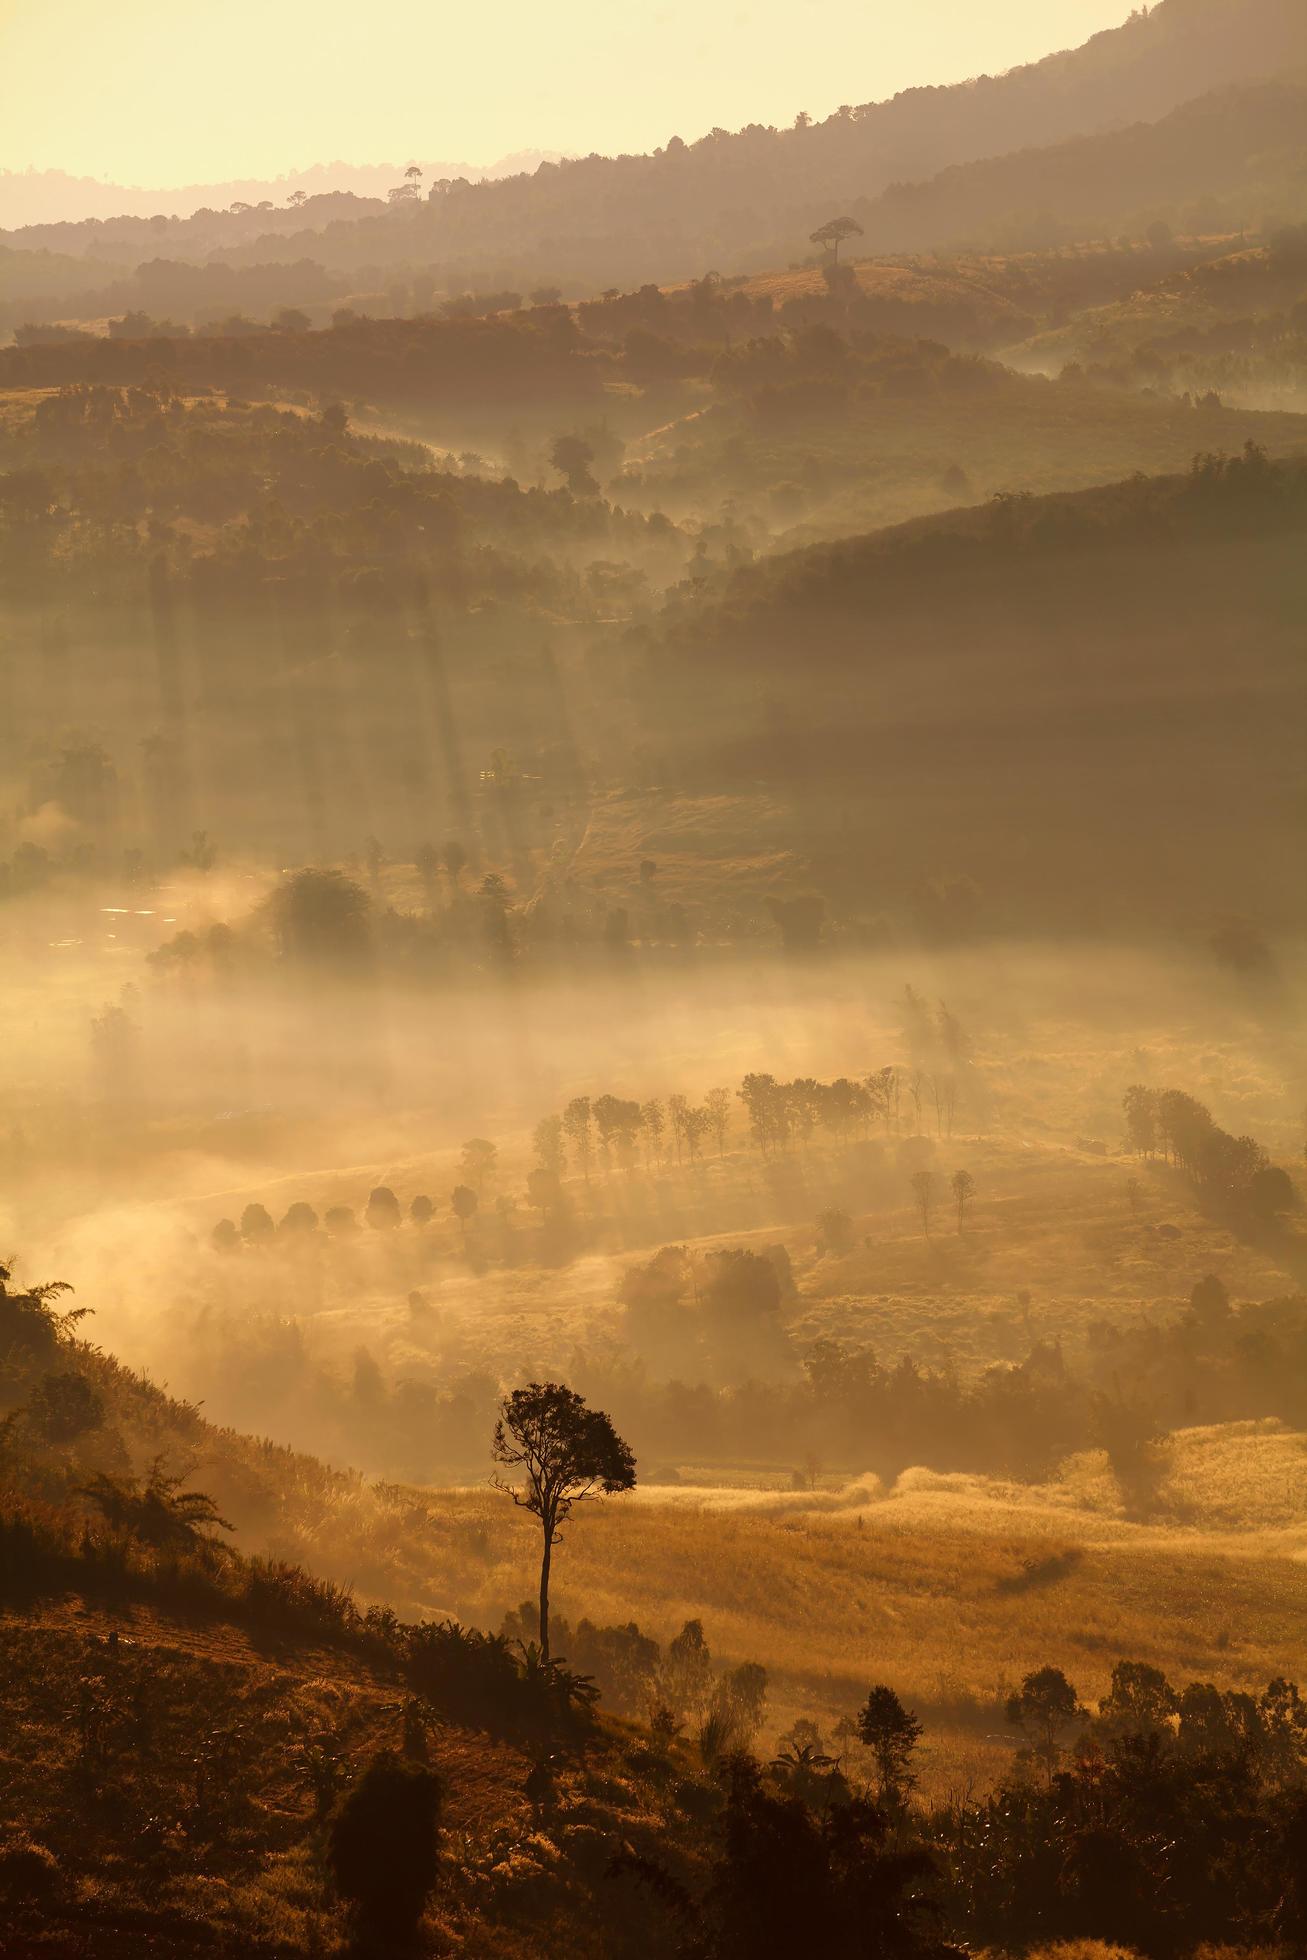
[7,1257,1307,1955]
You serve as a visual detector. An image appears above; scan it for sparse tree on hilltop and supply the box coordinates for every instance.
[240,1202,274,1246]
[704,1086,732,1156]
[562,1097,594,1182]
[809,215,863,264]
[640,1099,666,1166]
[451,1185,478,1243]
[533,1114,565,1177]
[366,1186,401,1230]
[460,1138,497,1193]
[550,433,599,498]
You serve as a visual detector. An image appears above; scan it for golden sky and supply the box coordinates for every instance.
[2,0,1131,185]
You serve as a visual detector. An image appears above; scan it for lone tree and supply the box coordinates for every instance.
[856,1684,923,1808]
[365,1185,401,1230]
[809,215,863,264]
[266,866,370,964]
[950,1168,974,1233]
[492,1382,635,1660]
[549,433,600,498]
[450,1184,478,1242]
[326,1749,443,1947]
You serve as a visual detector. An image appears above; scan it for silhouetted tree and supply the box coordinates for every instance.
[550,433,600,497]
[366,1187,401,1231]
[526,1167,561,1217]
[809,215,864,264]
[450,1185,478,1242]
[1006,1666,1086,1781]
[910,1171,937,1236]
[267,868,370,964]
[279,1201,319,1237]
[856,1685,923,1807]
[533,1114,565,1177]
[459,1138,497,1192]
[817,1208,856,1256]
[562,1097,594,1182]
[240,1202,275,1246]
[692,1754,950,1957]
[211,1218,239,1253]
[658,1617,714,1723]
[711,1660,768,1747]
[491,1382,635,1660]
[950,1170,974,1233]
[640,1099,666,1165]
[704,1087,732,1156]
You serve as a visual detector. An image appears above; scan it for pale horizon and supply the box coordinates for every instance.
[2,0,1131,190]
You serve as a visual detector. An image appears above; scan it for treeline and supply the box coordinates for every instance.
[588,1269,1307,1497]
[528,1001,970,1185]
[0,302,603,409]
[0,288,1021,421]
[186,1237,1307,1500]
[1123,1083,1298,1225]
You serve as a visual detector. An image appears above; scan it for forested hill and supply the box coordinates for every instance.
[853,78,1307,253]
[655,445,1307,656]
[8,0,1306,297]
[186,0,1307,287]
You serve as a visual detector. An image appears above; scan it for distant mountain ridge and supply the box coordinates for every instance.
[3,0,1305,316]
[0,153,565,230]
[198,0,1307,291]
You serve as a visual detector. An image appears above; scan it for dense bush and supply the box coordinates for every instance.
[326,1750,444,1947]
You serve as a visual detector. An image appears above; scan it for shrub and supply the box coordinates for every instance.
[326,1750,443,1944]
[406,1618,597,1737]
[242,1556,359,1637]
[0,1837,61,1908]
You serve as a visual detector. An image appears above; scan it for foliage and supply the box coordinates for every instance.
[326,1749,443,1944]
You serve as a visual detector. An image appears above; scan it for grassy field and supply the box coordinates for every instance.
[256,1418,1307,1800]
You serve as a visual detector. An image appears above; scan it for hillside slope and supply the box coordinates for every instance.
[854,77,1307,252]
[8,0,1305,303]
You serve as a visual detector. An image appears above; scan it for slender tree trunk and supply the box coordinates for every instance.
[538,1526,553,1661]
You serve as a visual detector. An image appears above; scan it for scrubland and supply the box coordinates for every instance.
[5,9,1307,1945]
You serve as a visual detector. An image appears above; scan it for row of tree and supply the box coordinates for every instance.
[1123,1083,1296,1221]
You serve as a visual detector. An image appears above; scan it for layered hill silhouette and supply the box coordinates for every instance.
[185,0,1307,289]
[5,0,1305,308]
[854,77,1307,252]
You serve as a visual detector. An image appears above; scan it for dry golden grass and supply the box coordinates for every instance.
[257,1415,1307,1797]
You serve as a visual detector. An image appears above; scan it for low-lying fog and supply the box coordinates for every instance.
[3,864,1305,1481]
